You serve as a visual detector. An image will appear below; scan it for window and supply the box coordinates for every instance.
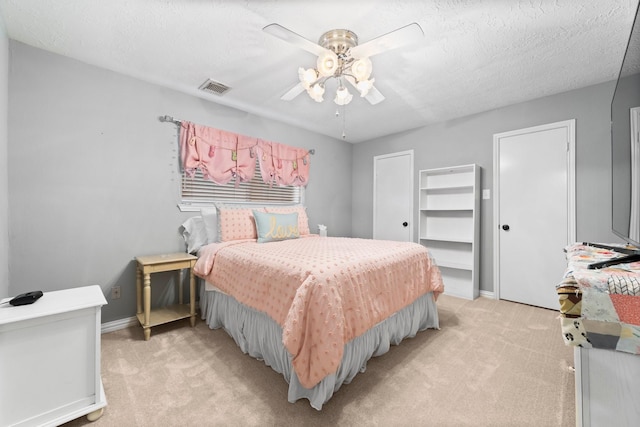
[179,160,302,211]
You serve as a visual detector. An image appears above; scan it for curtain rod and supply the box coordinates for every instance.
[159,115,315,155]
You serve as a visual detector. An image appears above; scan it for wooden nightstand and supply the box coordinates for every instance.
[135,252,198,340]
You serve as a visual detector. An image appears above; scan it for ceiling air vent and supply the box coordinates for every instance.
[199,79,230,96]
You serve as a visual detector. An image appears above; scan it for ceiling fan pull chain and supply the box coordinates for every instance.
[342,104,347,139]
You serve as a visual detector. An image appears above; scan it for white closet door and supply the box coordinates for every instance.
[494,120,575,310]
[373,150,413,242]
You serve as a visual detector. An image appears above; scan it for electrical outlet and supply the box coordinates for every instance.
[111,286,121,299]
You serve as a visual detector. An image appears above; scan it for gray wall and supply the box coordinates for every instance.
[0,14,8,298]
[4,39,628,316]
[7,42,352,322]
[352,81,623,294]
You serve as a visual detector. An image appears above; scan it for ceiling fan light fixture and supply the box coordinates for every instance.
[309,32,374,105]
[334,93,353,105]
[298,67,318,89]
[264,22,424,139]
[317,51,339,76]
[334,86,353,105]
[351,57,372,81]
[356,78,375,97]
[265,22,425,111]
[336,85,350,99]
[308,83,325,102]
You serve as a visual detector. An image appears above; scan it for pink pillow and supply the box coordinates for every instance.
[265,205,310,235]
[216,205,264,242]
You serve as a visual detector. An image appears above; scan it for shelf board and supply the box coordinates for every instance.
[136,304,192,328]
[420,208,473,212]
[437,261,473,270]
[420,165,476,175]
[420,185,474,192]
[421,236,473,244]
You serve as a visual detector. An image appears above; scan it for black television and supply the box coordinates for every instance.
[589,3,640,269]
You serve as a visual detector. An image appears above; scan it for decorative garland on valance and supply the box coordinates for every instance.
[178,120,312,187]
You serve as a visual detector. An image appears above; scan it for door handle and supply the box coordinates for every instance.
[502,224,510,231]
[402,222,408,227]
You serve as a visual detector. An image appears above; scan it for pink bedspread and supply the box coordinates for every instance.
[194,236,443,388]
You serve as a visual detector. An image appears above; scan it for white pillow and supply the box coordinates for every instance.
[201,207,219,243]
[180,216,208,254]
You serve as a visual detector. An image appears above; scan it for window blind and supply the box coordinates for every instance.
[181,160,301,205]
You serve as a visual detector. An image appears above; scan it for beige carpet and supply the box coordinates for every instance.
[63,295,575,427]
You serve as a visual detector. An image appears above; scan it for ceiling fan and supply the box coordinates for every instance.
[263,22,424,106]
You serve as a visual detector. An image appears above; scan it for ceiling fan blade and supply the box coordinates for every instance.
[364,86,385,105]
[350,22,424,59]
[263,23,329,57]
[280,82,306,101]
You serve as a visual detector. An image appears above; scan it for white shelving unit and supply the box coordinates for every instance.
[419,164,480,299]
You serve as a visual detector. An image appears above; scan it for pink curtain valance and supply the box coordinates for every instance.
[179,120,311,187]
[256,139,310,187]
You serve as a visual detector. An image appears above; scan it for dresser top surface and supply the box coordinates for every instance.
[0,285,106,325]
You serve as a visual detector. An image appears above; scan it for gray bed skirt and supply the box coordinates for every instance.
[199,283,439,410]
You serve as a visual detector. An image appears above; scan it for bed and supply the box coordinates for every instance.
[180,205,444,409]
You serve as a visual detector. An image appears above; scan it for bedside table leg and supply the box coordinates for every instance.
[136,267,142,316]
[189,267,196,327]
[143,273,151,341]
[178,269,184,306]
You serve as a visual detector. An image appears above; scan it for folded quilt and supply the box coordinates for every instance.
[556,243,640,354]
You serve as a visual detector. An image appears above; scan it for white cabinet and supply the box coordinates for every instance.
[0,285,107,426]
[574,347,640,427]
[419,164,480,299]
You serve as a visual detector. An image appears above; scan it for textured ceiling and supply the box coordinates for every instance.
[0,0,638,143]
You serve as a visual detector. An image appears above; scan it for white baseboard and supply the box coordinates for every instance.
[100,292,497,333]
[101,316,138,334]
[480,290,495,299]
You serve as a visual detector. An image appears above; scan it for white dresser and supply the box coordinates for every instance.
[574,347,640,426]
[0,285,107,426]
